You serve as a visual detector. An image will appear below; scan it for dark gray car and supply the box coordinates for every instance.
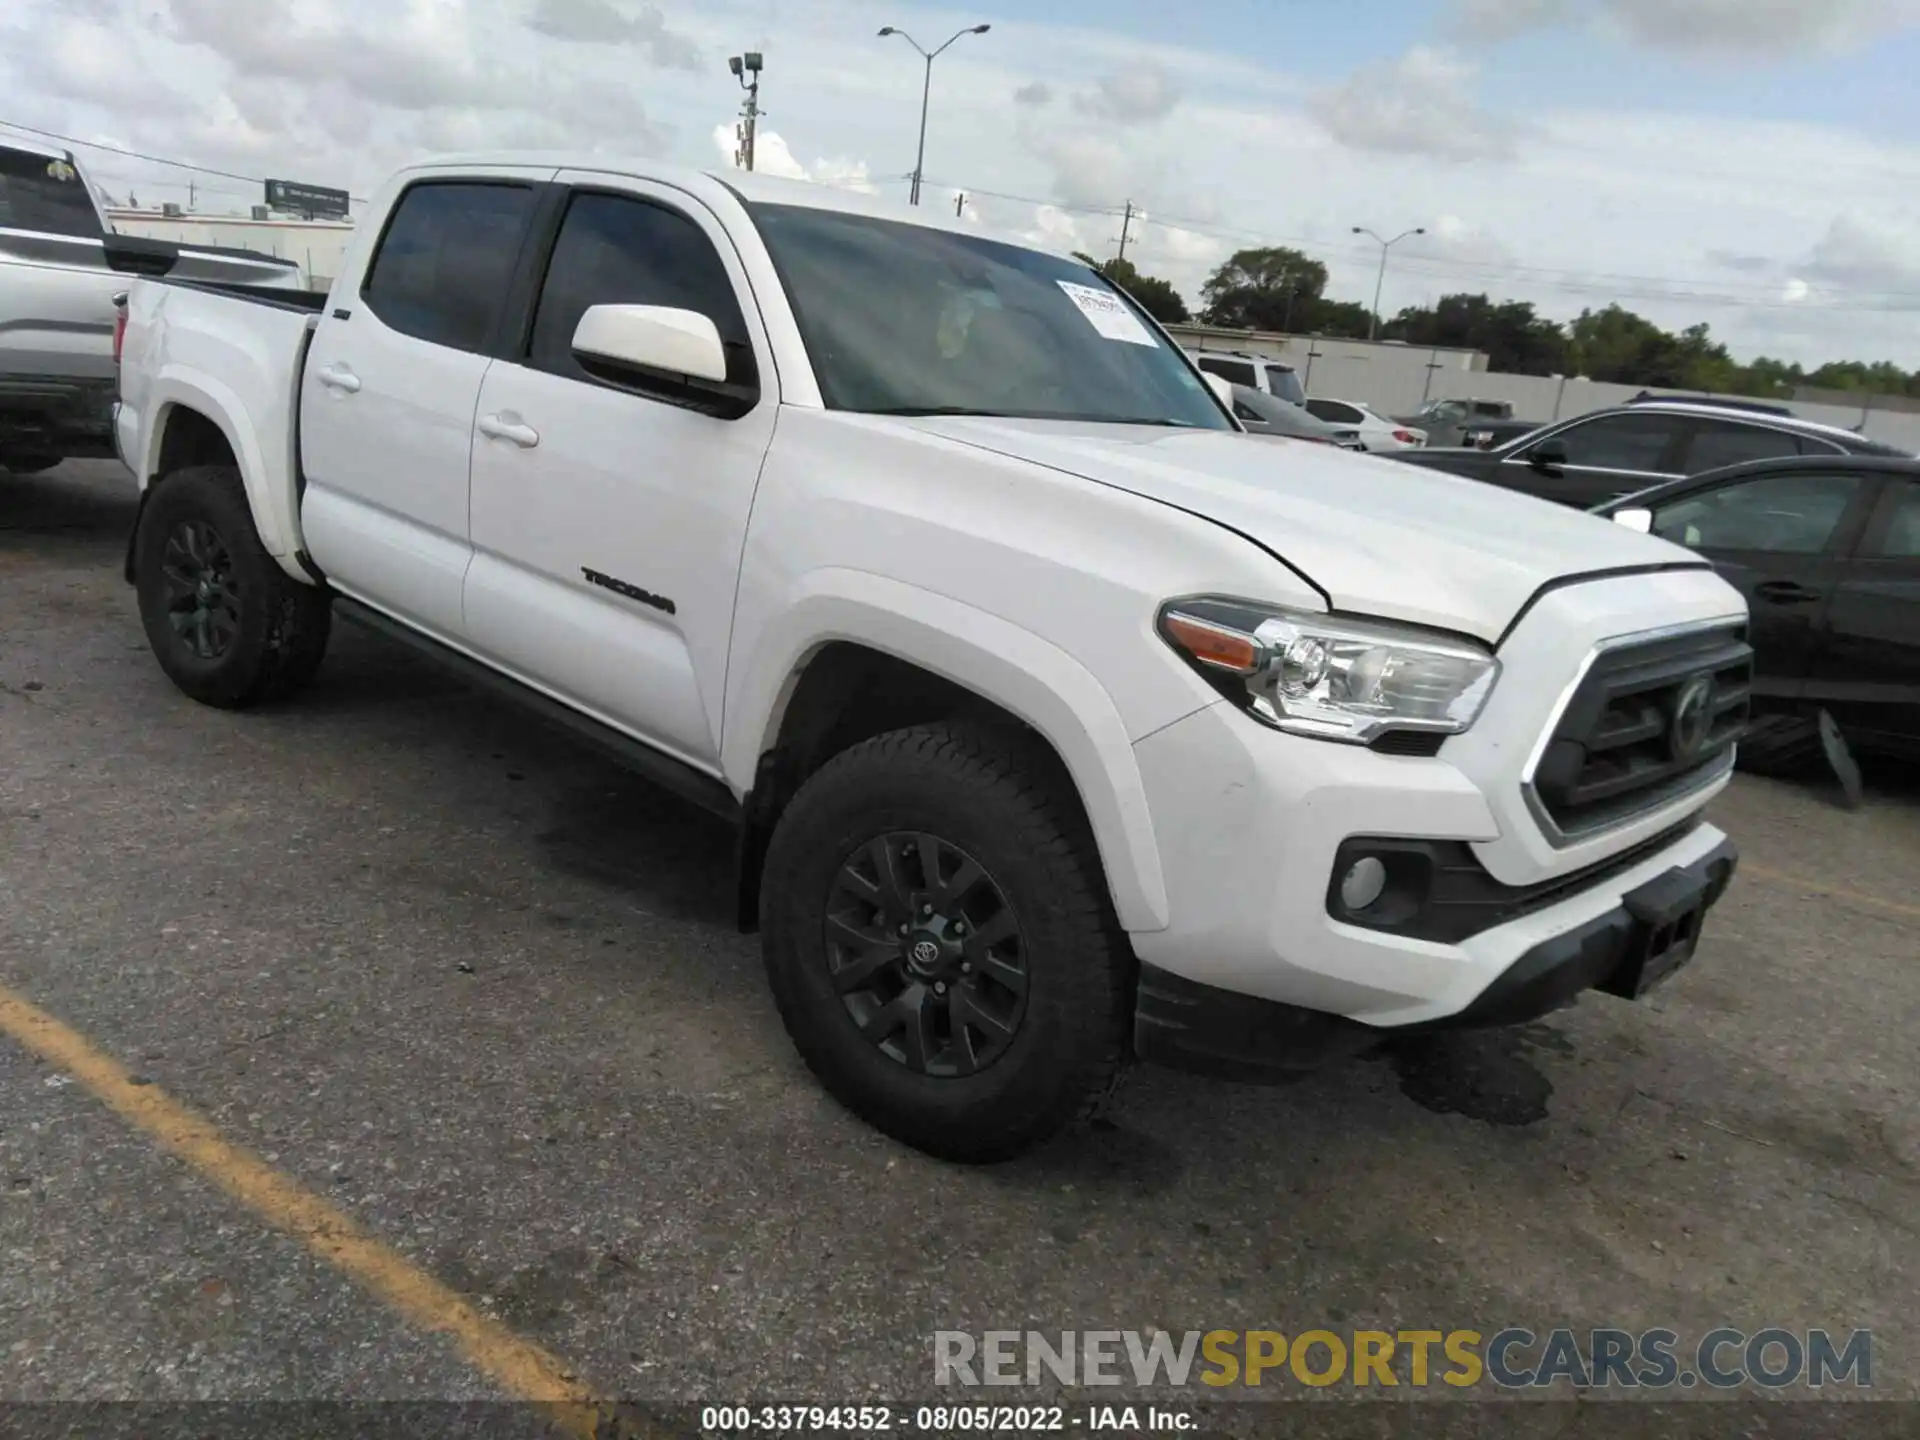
[1229,384,1362,448]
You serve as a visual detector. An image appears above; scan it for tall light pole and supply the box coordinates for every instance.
[729,52,764,171]
[1352,225,1424,341]
[878,22,990,205]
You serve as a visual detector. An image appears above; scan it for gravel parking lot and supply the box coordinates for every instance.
[3,462,1916,1431]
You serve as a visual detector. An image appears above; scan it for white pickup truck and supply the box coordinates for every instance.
[115,153,1748,1161]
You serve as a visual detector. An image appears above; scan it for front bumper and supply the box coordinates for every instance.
[1135,835,1738,1082]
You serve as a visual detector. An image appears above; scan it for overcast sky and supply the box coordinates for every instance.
[6,0,1920,368]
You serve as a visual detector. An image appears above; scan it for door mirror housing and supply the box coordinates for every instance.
[1528,438,1568,472]
[1611,506,1654,534]
[569,304,756,418]
[573,304,728,383]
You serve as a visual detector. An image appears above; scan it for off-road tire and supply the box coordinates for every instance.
[760,722,1132,1163]
[134,464,331,708]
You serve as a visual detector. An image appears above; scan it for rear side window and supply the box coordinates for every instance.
[361,182,536,353]
[1264,365,1305,405]
[1867,481,1920,558]
[1684,419,1805,472]
[528,191,753,386]
[1198,357,1257,387]
[1305,399,1360,424]
[0,146,101,237]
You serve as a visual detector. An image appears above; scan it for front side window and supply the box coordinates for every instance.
[1652,471,1861,554]
[0,145,101,237]
[361,182,536,352]
[1684,418,1805,473]
[1542,413,1679,472]
[751,203,1229,429]
[1868,481,1920,558]
[528,191,754,388]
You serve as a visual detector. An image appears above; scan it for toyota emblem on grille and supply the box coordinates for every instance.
[1668,674,1716,760]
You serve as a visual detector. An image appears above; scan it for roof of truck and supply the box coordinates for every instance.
[392,151,1072,258]
[0,129,72,162]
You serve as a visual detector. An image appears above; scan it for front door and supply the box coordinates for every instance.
[1808,477,1920,756]
[299,175,545,640]
[1645,466,1875,712]
[463,178,780,770]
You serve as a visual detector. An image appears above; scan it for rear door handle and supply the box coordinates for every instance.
[316,362,360,394]
[1755,579,1821,604]
[477,413,540,449]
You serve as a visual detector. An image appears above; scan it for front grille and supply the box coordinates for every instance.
[1528,624,1751,841]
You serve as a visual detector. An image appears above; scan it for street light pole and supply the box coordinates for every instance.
[879,23,991,206]
[1352,225,1425,341]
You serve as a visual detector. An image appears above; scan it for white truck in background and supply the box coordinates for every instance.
[114,153,1749,1161]
[0,133,301,474]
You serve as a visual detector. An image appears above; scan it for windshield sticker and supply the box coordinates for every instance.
[1055,280,1157,347]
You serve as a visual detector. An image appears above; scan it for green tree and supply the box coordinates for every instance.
[1198,247,1328,331]
[1381,293,1568,375]
[1073,253,1191,324]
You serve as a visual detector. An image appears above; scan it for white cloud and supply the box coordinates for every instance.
[1452,0,1920,54]
[1013,82,1054,107]
[525,0,700,68]
[1803,213,1920,308]
[1075,61,1182,125]
[709,124,874,191]
[1308,47,1517,162]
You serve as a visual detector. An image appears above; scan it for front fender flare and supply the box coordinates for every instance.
[724,569,1176,933]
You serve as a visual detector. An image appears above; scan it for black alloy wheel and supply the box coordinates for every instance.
[826,831,1029,1077]
[159,519,242,661]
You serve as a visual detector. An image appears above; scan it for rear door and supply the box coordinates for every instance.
[299,173,547,639]
[463,176,779,769]
[1805,476,1920,756]
[1497,409,1687,506]
[1644,466,1876,712]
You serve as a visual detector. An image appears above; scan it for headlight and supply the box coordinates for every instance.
[1157,598,1499,744]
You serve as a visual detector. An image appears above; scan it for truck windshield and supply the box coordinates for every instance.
[1264,366,1306,406]
[0,146,102,238]
[748,203,1230,430]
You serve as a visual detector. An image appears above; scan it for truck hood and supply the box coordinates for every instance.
[904,417,1701,644]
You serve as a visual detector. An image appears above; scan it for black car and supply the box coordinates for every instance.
[1389,400,1908,509]
[1594,455,1920,765]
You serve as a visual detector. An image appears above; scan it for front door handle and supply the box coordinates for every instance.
[1755,579,1821,605]
[477,413,540,449]
[317,362,360,394]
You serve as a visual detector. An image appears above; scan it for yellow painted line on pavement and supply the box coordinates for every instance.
[1742,862,1920,924]
[0,981,616,1439]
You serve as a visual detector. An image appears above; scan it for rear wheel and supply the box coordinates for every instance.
[134,464,332,708]
[760,723,1131,1162]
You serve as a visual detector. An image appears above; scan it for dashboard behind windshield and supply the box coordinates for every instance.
[748,203,1230,430]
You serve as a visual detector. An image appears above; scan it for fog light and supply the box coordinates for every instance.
[1339,856,1388,912]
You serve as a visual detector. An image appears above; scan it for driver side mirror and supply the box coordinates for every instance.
[1528,439,1568,473]
[570,304,757,419]
[1611,506,1654,534]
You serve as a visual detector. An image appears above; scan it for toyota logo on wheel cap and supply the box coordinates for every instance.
[1668,674,1716,760]
[909,939,942,967]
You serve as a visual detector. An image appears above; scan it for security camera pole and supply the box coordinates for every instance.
[878,22,991,205]
[1352,225,1425,341]
[729,52,764,171]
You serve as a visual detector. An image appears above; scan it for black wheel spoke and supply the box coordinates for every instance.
[978,954,1028,995]
[962,910,1018,957]
[824,916,899,993]
[919,832,985,910]
[947,990,981,1074]
[157,520,238,661]
[865,837,914,924]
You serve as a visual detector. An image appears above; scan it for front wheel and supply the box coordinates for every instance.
[760,723,1131,1163]
[134,464,332,708]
